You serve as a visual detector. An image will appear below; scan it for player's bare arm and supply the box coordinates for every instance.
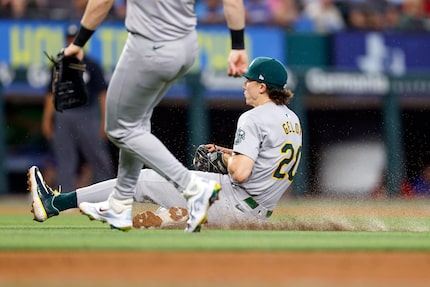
[222,0,248,77]
[223,0,245,30]
[228,153,254,183]
[80,0,115,30]
[64,0,115,59]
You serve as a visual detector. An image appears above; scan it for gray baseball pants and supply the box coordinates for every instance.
[105,30,198,200]
[76,169,271,226]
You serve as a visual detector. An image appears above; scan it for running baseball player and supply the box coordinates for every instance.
[39,0,248,233]
[29,57,302,229]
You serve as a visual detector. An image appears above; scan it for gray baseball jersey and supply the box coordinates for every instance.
[231,102,302,211]
[125,0,196,41]
[77,102,302,225]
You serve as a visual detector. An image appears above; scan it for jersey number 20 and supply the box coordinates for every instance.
[273,142,302,182]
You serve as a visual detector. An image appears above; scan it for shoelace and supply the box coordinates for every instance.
[46,184,61,196]
[53,185,61,195]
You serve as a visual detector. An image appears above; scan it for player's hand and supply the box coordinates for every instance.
[227,49,248,77]
[205,144,217,153]
[63,44,84,61]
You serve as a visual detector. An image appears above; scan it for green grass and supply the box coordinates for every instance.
[3,197,430,287]
[1,197,430,251]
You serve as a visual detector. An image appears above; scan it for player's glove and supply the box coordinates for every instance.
[193,145,228,174]
[45,50,88,112]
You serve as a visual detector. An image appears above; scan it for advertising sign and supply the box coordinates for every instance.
[0,20,286,98]
[332,32,430,76]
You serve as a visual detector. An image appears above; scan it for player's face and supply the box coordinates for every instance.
[243,79,261,107]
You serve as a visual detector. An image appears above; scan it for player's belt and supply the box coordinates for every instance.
[243,197,273,218]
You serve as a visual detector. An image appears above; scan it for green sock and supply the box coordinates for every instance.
[53,191,78,212]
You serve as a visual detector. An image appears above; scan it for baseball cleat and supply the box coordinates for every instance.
[28,165,60,222]
[183,175,221,233]
[79,195,133,232]
[133,207,188,229]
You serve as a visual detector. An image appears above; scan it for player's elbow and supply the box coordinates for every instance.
[228,167,251,183]
[230,172,248,184]
[228,154,253,183]
[105,127,127,146]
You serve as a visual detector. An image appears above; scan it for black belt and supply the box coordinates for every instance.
[243,197,273,218]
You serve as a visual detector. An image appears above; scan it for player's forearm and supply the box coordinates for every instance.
[222,0,245,30]
[81,0,115,30]
[70,0,114,50]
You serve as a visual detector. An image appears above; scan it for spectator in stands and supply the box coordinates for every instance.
[112,0,126,20]
[365,0,399,32]
[195,0,225,25]
[42,0,69,20]
[69,0,87,19]
[366,5,387,31]
[0,0,44,19]
[383,3,403,31]
[267,0,301,29]
[425,0,430,17]
[410,163,430,196]
[397,0,430,31]
[245,0,274,25]
[302,0,346,33]
[345,0,401,31]
[47,0,117,21]
[346,2,369,30]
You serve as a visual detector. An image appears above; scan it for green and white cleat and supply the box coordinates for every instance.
[28,165,60,222]
[183,175,221,233]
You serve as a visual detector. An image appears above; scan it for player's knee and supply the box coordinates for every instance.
[105,128,122,146]
[105,127,137,147]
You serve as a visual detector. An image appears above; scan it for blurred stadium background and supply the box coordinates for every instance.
[1,0,430,199]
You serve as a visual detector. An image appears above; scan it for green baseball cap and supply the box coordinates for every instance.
[243,57,288,89]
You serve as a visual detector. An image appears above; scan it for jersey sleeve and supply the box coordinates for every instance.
[232,112,261,161]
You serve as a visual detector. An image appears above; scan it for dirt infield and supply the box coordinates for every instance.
[1,251,430,287]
